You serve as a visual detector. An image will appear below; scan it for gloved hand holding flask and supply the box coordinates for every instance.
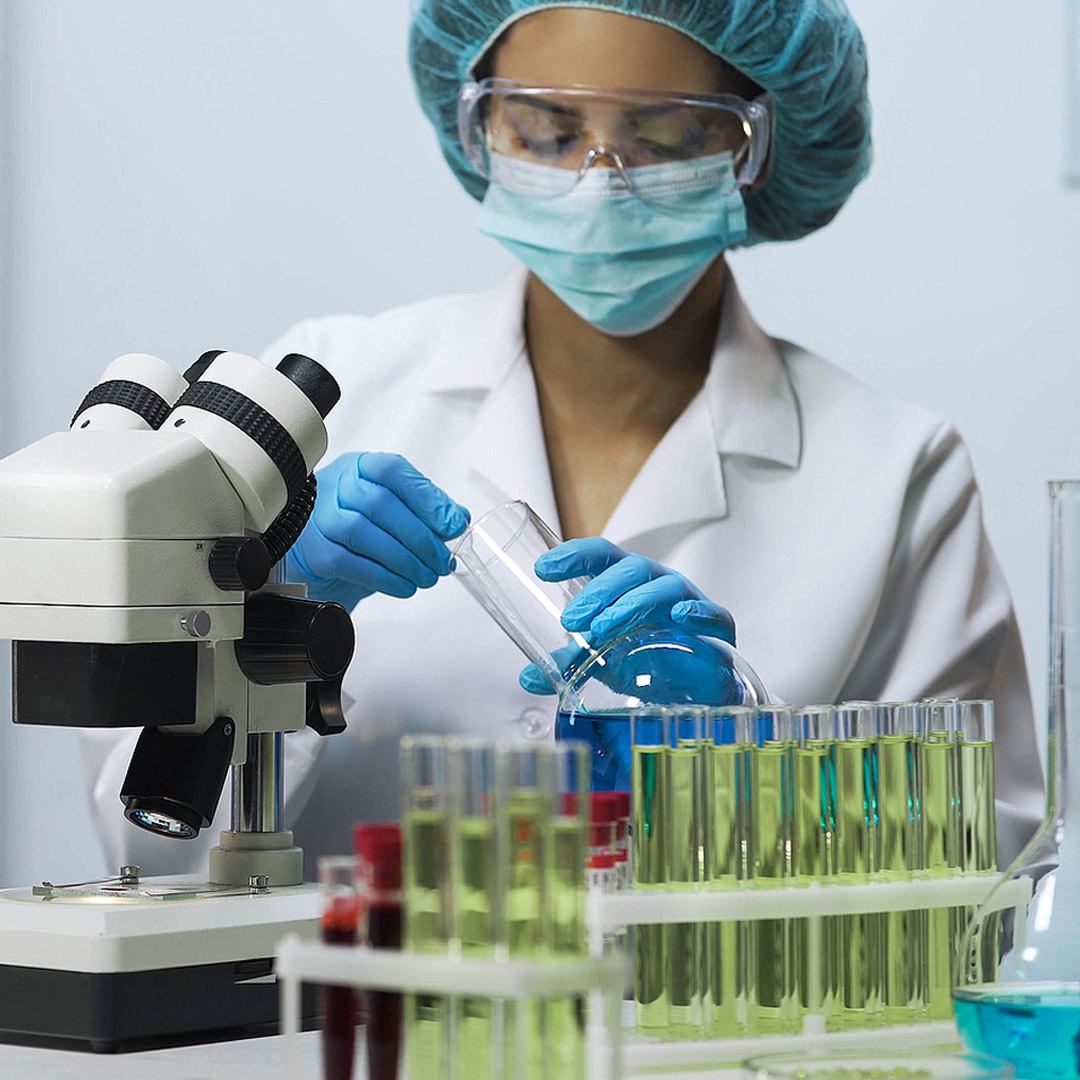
[286,452,470,612]
[451,502,765,792]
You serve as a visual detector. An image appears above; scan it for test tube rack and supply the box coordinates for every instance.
[275,873,1029,1079]
[276,937,626,1080]
[587,872,1031,1073]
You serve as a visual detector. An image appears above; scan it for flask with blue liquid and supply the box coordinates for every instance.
[954,481,1080,1078]
[451,500,767,792]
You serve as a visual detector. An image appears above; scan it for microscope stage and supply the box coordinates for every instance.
[0,875,320,1052]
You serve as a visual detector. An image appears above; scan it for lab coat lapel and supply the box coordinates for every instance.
[459,352,561,531]
[602,275,801,550]
[425,267,561,530]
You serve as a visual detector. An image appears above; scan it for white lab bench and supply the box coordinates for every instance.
[0,1031,321,1080]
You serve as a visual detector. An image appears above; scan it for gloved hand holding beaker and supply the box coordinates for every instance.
[518,538,737,695]
[286,451,470,612]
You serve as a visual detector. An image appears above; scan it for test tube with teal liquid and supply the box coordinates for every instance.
[631,707,668,1034]
[748,705,796,1034]
[666,707,706,1036]
[704,705,753,1037]
[791,704,838,1025]
[401,736,451,1078]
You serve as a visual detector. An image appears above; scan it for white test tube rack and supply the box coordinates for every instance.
[585,873,1033,1073]
[276,939,627,1080]
[276,873,1028,1079]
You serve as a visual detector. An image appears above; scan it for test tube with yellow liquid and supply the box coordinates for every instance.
[831,703,881,1029]
[547,743,589,1080]
[401,736,451,1079]
[919,699,961,1020]
[447,738,497,1080]
[704,706,753,1037]
[748,705,796,1034]
[497,744,552,1080]
[876,701,925,1023]
[631,708,668,1033]
[955,700,998,985]
[792,704,838,1025]
[666,707,706,1036]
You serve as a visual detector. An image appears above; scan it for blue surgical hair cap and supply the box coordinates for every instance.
[409,0,872,246]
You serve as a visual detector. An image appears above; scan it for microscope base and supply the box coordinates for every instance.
[0,875,321,1053]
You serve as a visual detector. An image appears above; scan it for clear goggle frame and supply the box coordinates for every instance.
[458,78,773,206]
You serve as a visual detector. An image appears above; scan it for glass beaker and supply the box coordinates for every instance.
[954,481,1080,1078]
[452,500,768,790]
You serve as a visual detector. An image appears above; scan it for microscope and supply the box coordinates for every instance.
[0,349,355,1051]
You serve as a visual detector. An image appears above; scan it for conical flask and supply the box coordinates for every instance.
[954,480,1080,1077]
[451,500,768,789]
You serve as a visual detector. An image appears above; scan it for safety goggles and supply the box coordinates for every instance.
[458,78,773,206]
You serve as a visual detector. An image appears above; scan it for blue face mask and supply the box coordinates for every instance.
[476,153,748,337]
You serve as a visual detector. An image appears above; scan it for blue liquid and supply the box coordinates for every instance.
[556,710,631,791]
[954,985,1080,1079]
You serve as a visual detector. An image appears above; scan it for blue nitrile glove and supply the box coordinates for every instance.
[525,539,737,791]
[285,452,470,612]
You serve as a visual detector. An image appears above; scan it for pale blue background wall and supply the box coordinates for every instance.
[0,0,1077,884]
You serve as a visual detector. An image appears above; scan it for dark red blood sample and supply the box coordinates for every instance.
[365,902,403,1080]
[354,822,403,1080]
[322,898,360,1080]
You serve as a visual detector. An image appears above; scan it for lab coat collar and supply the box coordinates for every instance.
[422,264,801,545]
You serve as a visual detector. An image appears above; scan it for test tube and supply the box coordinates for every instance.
[876,702,923,1023]
[666,707,706,1037]
[631,707,668,1033]
[918,698,960,1020]
[319,855,361,1080]
[611,791,631,890]
[588,793,620,896]
[401,736,451,1079]
[705,705,753,1038]
[791,704,837,1026]
[497,743,553,1079]
[832,702,880,1029]
[955,700,998,985]
[748,705,795,1034]
[548,743,589,1080]
[447,738,497,1080]
[354,824,403,1080]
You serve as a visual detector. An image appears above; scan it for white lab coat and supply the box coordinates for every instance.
[82,266,1045,876]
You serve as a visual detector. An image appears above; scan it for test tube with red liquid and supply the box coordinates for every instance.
[319,855,363,1080]
[611,791,631,890]
[588,793,619,897]
[354,823,403,1080]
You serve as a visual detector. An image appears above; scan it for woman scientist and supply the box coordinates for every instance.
[84,0,1043,872]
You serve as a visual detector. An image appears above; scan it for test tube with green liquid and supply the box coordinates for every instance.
[497,743,552,1080]
[876,701,924,1023]
[955,700,998,985]
[831,702,880,1029]
[748,705,795,1034]
[792,704,838,1025]
[666,707,706,1037]
[447,738,497,1080]
[547,742,588,1080]
[401,736,451,1078]
[704,705,752,1037]
[631,708,668,1033]
[919,699,960,1020]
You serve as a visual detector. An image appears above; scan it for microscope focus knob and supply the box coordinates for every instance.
[209,537,272,592]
